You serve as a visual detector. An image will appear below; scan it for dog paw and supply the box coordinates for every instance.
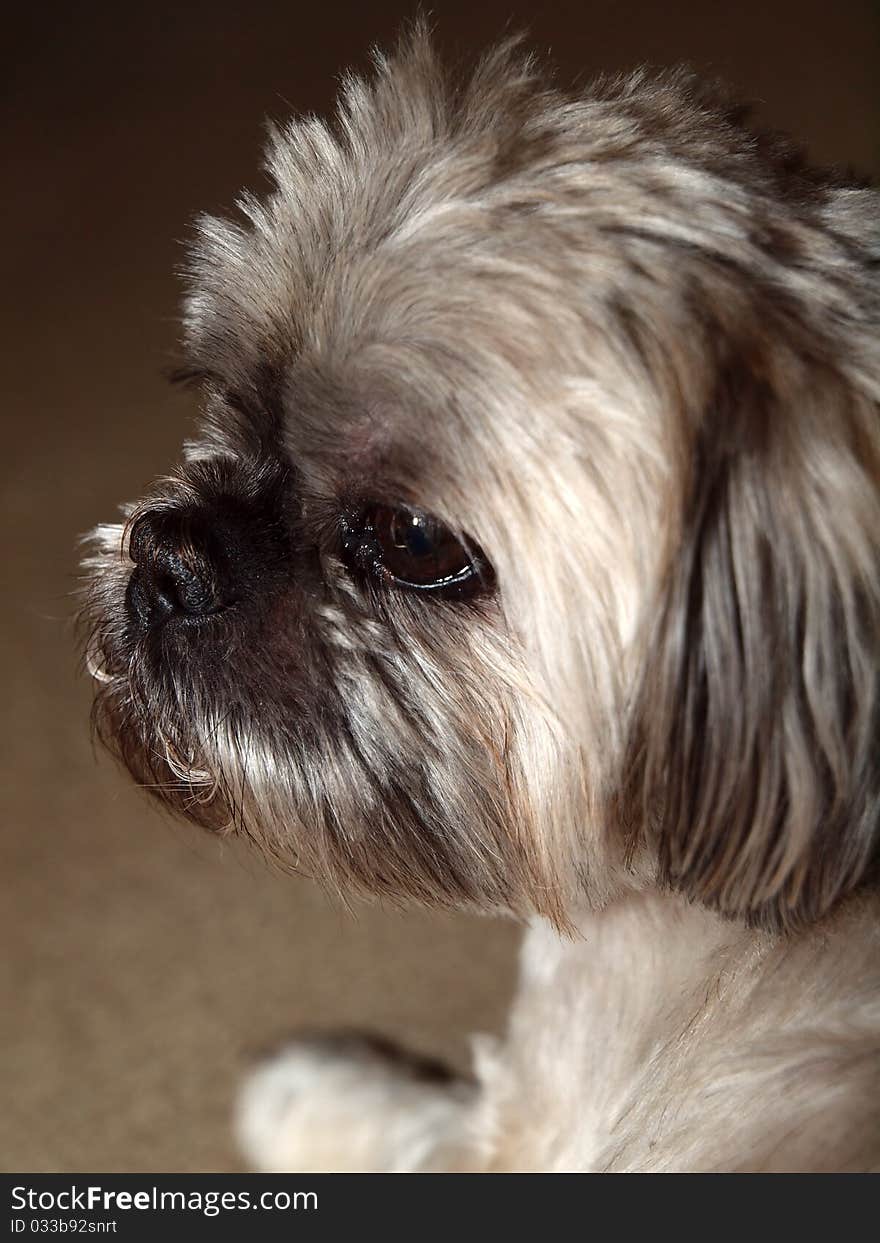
[236,1030,474,1172]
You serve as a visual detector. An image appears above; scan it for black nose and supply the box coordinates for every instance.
[125,511,225,632]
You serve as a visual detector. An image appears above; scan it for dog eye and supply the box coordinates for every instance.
[340,503,493,598]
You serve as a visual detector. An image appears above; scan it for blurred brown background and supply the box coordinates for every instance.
[1,1,877,1173]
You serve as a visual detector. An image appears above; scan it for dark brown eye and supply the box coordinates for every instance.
[340,503,494,599]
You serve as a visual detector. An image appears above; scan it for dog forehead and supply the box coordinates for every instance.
[183,44,650,395]
[187,163,538,399]
[277,358,439,492]
[182,42,829,499]
[186,182,573,497]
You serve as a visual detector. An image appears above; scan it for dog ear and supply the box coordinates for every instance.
[621,339,880,930]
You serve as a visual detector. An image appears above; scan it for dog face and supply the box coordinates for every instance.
[80,31,880,929]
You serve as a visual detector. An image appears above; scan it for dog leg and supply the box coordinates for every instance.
[236,1031,480,1172]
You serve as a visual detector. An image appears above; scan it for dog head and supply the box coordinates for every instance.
[80,30,880,929]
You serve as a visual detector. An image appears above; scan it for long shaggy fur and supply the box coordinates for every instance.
[79,27,880,1171]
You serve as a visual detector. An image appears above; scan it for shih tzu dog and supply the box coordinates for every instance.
[79,28,880,1172]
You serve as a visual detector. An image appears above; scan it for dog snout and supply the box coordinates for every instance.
[125,510,226,632]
